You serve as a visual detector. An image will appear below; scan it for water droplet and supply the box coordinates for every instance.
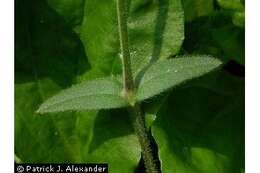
[167,69,170,72]
[174,70,178,73]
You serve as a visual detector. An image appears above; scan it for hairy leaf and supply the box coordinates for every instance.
[37,78,128,113]
[15,2,141,172]
[136,55,222,101]
[15,0,244,172]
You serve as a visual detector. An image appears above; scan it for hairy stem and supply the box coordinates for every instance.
[117,0,134,92]
[130,105,158,173]
[116,0,158,172]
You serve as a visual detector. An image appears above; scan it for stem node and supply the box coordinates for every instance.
[116,0,158,172]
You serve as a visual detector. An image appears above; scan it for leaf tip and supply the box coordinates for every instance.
[35,107,44,115]
[35,103,49,115]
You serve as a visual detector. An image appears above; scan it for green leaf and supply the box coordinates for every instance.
[15,2,141,172]
[217,0,244,11]
[183,13,245,64]
[15,0,90,162]
[128,0,184,75]
[151,71,244,173]
[182,0,214,22]
[80,0,184,76]
[16,80,141,171]
[232,11,245,28]
[211,25,245,64]
[143,95,169,128]
[37,78,128,113]
[16,79,140,172]
[15,80,84,162]
[136,55,222,101]
[47,0,85,27]
[217,0,245,28]
[85,110,141,173]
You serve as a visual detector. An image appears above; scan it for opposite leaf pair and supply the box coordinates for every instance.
[37,55,222,114]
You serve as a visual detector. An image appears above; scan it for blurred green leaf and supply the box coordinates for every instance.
[136,55,222,101]
[232,11,245,28]
[84,110,141,173]
[37,78,128,113]
[151,71,244,173]
[47,0,85,27]
[182,0,214,22]
[15,79,84,162]
[183,12,245,64]
[15,0,89,86]
[80,0,184,76]
[217,0,244,11]
[15,0,89,162]
[211,25,245,64]
[217,0,245,28]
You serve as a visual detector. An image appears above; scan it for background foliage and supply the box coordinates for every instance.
[15,0,244,172]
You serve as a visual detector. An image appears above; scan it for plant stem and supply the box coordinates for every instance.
[130,105,158,173]
[116,2,158,172]
[117,0,134,92]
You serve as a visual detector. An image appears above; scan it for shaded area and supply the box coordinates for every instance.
[15,0,90,163]
[46,0,86,27]
[84,109,141,173]
[88,109,134,152]
[151,0,169,63]
[15,0,89,86]
[134,0,170,86]
[223,60,245,78]
[183,12,245,65]
[152,69,244,173]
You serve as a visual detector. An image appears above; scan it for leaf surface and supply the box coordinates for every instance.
[47,0,85,26]
[15,2,141,173]
[183,11,245,65]
[151,71,244,173]
[137,55,222,101]
[37,78,128,113]
[80,0,184,76]
[217,0,244,11]
[15,0,90,162]
[182,0,214,22]
[84,110,141,173]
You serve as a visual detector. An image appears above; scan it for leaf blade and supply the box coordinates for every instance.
[136,55,222,101]
[151,71,244,173]
[37,78,128,113]
[80,0,184,76]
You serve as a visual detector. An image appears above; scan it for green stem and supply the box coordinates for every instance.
[116,0,158,172]
[117,0,134,92]
[130,105,158,173]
